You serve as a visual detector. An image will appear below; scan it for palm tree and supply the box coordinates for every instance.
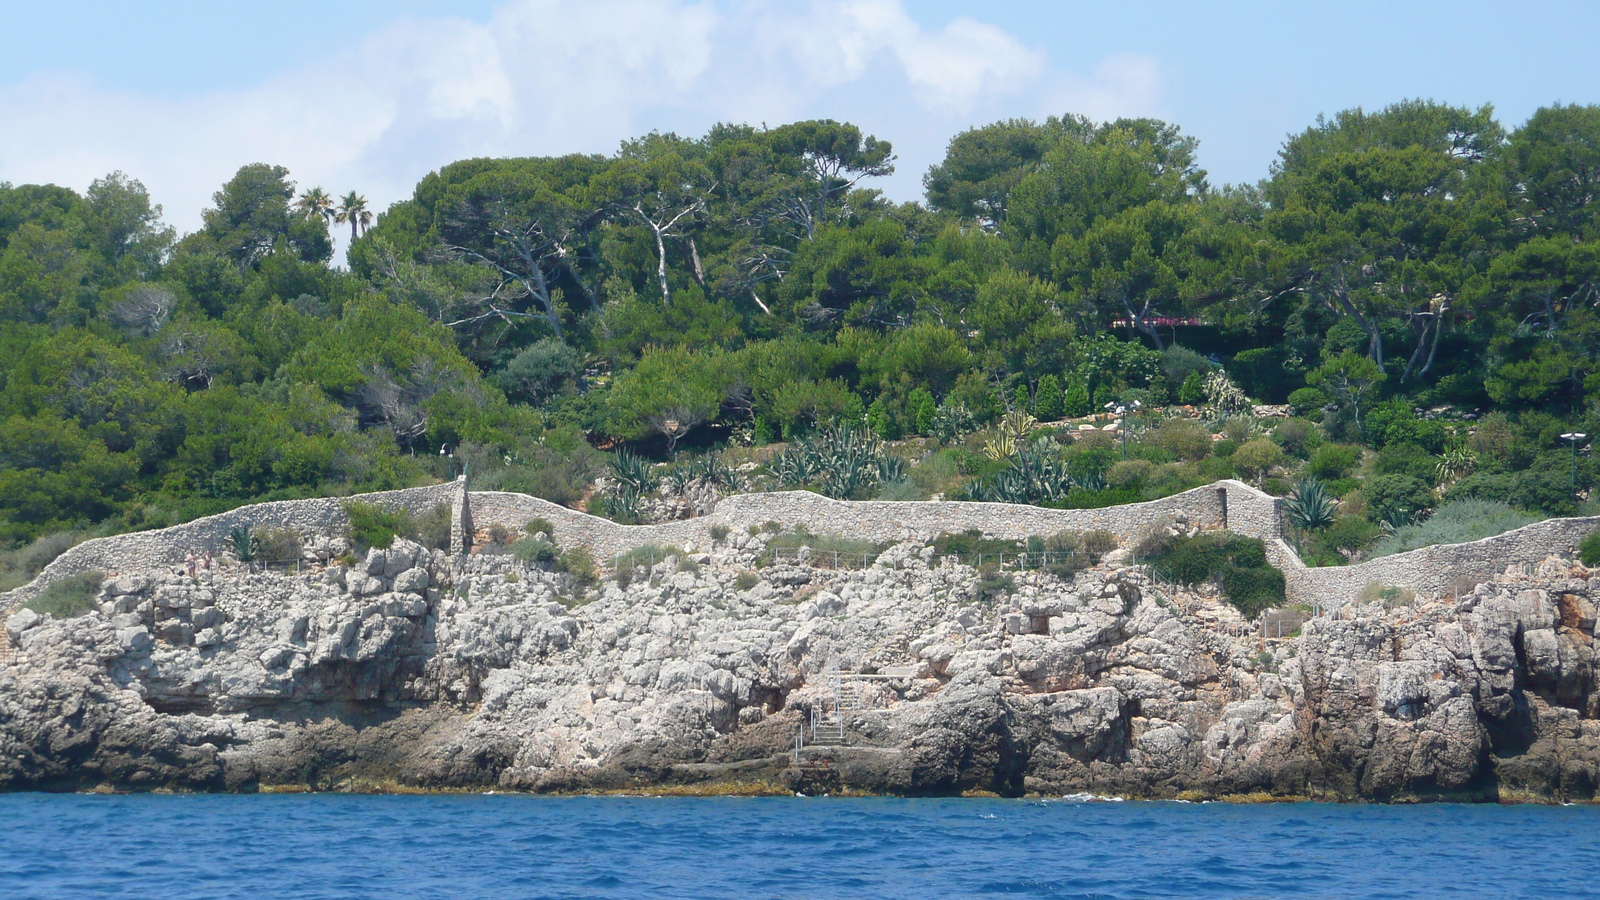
[335,191,372,243]
[295,186,335,225]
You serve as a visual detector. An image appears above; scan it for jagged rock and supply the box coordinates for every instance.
[3,547,1600,801]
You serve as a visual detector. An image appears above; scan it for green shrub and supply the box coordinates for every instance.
[931,530,1022,559]
[1579,531,1600,567]
[1150,418,1212,461]
[1107,459,1155,488]
[1366,474,1434,526]
[875,478,925,501]
[1287,387,1328,416]
[733,571,760,591]
[253,526,303,563]
[468,431,604,508]
[345,501,409,551]
[1035,375,1064,420]
[1357,582,1416,608]
[0,531,82,592]
[556,547,599,588]
[1026,532,1092,576]
[762,529,883,567]
[24,571,104,619]
[510,536,559,565]
[411,503,453,551]
[525,517,556,542]
[1176,371,1204,405]
[1082,529,1119,560]
[1062,382,1091,418]
[613,544,685,571]
[973,567,1016,597]
[1306,444,1361,479]
[709,524,730,542]
[1369,499,1540,558]
[1272,418,1318,457]
[1144,532,1284,618]
[1232,437,1284,485]
[910,387,938,434]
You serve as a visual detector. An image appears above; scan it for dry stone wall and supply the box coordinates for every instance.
[1283,516,1600,607]
[469,483,1238,560]
[5,483,460,605]
[9,473,1598,611]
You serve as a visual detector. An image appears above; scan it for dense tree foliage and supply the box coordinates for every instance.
[4,103,1600,564]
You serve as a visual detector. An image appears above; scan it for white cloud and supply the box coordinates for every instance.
[0,0,1166,254]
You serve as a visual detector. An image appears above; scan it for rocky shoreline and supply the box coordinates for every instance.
[4,533,1599,802]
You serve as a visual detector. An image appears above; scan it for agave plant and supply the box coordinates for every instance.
[609,450,659,494]
[663,466,694,496]
[228,524,258,567]
[1379,506,1423,534]
[605,489,644,525]
[771,423,902,500]
[1285,477,1338,531]
[966,436,1075,505]
[688,455,738,489]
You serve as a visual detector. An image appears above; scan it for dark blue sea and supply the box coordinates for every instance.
[0,794,1595,899]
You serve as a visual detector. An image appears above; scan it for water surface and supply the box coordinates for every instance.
[0,794,1593,899]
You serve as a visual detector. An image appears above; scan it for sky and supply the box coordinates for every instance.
[2,0,1597,258]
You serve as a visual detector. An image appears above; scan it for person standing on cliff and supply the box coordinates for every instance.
[186,552,197,578]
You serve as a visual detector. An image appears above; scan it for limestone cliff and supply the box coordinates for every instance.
[3,536,1598,800]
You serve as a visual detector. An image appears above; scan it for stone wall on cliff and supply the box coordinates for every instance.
[7,475,1599,610]
[5,482,462,605]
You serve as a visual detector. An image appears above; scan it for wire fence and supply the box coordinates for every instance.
[765,546,1107,572]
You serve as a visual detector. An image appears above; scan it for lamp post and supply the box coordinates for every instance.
[1106,400,1141,460]
[1561,432,1587,503]
[440,443,454,480]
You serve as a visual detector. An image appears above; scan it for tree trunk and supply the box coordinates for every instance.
[525,266,564,339]
[1419,313,1445,379]
[689,238,707,286]
[1328,275,1384,368]
[652,225,671,306]
[1400,317,1431,383]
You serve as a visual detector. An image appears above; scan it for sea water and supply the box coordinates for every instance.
[0,794,1594,899]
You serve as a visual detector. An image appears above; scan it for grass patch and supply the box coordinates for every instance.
[930,530,1022,559]
[1357,582,1416,609]
[611,544,689,587]
[1369,499,1540,558]
[23,571,104,619]
[0,531,82,592]
[759,529,883,568]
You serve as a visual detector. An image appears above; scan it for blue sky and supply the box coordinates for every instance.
[3,1,1596,247]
